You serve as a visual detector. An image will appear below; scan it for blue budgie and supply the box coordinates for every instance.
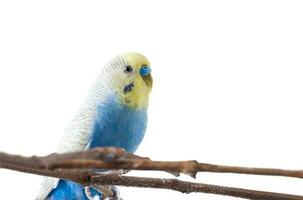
[36,53,153,200]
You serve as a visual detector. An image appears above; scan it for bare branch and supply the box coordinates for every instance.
[91,174,303,200]
[0,147,303,200]
[9,147,301,179]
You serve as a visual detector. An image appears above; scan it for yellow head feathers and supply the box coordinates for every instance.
[122,52,150,69]
[105,52,152,110]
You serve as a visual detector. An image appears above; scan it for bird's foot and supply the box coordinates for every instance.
[85,186,100,200]
[91,185,122,200]
[106,186,122,200]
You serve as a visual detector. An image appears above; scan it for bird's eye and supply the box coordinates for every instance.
[124,65,133,73]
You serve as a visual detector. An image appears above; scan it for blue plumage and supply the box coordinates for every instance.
[90,94,147,152]
[47,180,101,200]
[47,94,148,200]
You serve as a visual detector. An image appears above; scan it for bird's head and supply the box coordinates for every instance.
[103,52,153,110]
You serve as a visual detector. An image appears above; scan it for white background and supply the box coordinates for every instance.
[0,1,303,199]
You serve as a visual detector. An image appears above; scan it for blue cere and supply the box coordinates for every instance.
[140,65,151,76]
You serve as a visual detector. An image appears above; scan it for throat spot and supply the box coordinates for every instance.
[123,82,134,94]
[124,97,131,104]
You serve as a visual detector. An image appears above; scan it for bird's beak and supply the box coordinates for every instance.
[140,66,152,89]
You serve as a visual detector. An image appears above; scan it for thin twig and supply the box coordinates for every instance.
[50,159,303,179]
[91,174,303,200]
[11,147,301,179]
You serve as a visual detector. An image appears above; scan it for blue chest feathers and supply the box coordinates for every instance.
[89,95,148,153]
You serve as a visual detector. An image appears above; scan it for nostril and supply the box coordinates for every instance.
[140,65,151,76]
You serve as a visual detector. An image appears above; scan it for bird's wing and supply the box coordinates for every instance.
[36,78,109,200]
[36,98,98,199]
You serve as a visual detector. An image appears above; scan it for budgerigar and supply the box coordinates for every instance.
[36,53,153,200]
